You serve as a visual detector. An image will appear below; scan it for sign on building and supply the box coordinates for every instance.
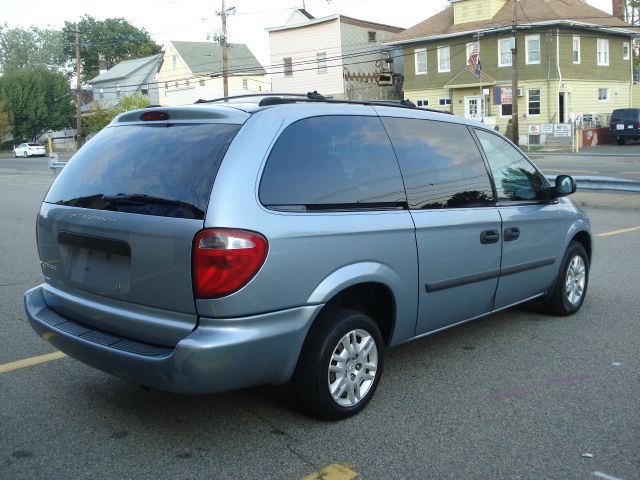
[528,125,541,135]
[541,124,553,134]
[554,124,572,137]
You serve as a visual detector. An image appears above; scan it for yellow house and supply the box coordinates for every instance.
[388,0,637,144]
[157,41,267,106]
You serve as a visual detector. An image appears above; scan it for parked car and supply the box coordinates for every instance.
[24,94,591,419]
[609,108,640,145]
[13,142,47,157]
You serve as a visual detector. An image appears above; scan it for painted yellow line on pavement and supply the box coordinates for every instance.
[0,351,66,374]
[596,226,640,237]
[302,464,360,480]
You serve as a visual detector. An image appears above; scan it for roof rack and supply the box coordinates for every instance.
[194,91,451,114]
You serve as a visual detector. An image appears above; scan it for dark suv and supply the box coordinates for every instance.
[610,108,640,144]
[25,94,591,419]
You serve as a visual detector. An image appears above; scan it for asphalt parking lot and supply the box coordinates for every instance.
[1,154,639,480]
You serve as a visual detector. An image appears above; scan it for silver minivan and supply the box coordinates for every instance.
[25,95,591,419]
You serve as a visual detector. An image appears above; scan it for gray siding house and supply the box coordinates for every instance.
[90,54,162,106]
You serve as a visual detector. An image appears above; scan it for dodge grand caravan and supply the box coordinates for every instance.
[25,94,591,419]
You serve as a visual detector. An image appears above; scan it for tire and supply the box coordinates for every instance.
[617,138,626,145]
[543,241,589,316]
[23,151,28,158]
[293,308,384,420]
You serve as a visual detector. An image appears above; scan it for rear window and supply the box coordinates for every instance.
[259,115,406,210]
[611,109,639,123]
[28,143,42,147]
[45,123,240,219]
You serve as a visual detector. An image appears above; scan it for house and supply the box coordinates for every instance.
[387,0,637,143]
[157,41,266,105]
[266,9,405,100]
[90,54,162,106]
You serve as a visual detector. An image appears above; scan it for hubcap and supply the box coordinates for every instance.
[565,255,586,306]
[327,329,378,407]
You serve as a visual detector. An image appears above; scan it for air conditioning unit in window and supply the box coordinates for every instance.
[516,88,524,97]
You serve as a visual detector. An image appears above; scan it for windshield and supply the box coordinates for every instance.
[45,123,241,220]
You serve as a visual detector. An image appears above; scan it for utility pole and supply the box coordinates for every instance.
[75,24,82,150]
[511,0,519,146]
[221,0,229,97]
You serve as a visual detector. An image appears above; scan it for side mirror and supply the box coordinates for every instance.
[554,175,577,197]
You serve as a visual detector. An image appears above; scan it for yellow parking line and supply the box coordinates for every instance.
[302,464,360,480]
[0,351,66,374]
[596,226,640,237]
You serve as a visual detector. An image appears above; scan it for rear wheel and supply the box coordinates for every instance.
[23,151,28,158]
[617,138,626,145]
[293,308,384,420]
[543,241,589,316]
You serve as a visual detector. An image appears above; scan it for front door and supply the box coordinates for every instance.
[465,95,483,120]
[559,92,566,123]
[474,128,566,309]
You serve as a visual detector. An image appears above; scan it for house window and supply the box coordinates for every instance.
[528,89,541,115]
[141,86,148,96]
[164,82,168,90]
[598,88,609,101]
[199,79,205,86]
[368,31,376,43]
[501,104,512,116]
[172,55,177,70]
[242,78,248,90]
[573,36,580,64]
[498,38,512,67]
[597,39,609,66]
[525,35,540,64]
[466,42,479,65]
[317,52,327,73]
[283,57,293,76]
[416,99,429,107]
[623,41,630,60]
[415,48,427,75]
[438,98,451,106]
[437,46,450,73]
[98,88,104,100]
[116,83,121,99]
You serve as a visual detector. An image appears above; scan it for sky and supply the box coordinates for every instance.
[0,0,615,67]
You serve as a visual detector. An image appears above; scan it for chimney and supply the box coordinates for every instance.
[612,0,626,22]
[98,54,107,75]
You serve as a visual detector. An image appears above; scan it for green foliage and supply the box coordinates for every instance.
[63,16,161,82]
[0,101,13,139]
[85,92,151,136]
[0,24,66,73]
[0,68,75,141]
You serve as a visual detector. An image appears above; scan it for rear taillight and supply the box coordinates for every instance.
[192,229,268,298]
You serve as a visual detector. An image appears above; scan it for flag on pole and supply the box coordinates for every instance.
[468,43,481,76]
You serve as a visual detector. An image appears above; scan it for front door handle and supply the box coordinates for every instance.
[504,227,521,242]
[480,229,500,245]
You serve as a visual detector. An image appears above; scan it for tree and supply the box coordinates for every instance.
[63,16,162,82]
[0,24,66,73]
[85,92,151,135]
[0,101,13,140]
[0,68,75,141]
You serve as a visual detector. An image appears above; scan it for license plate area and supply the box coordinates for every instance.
[58,232,131,295]
[616,124,624,130]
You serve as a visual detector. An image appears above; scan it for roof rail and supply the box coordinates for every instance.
[194,91,451,114]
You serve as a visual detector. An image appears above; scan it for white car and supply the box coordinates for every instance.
[13,143,46,157]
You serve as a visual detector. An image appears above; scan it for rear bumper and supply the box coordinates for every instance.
[25,285,321,394]
[610,130,640,139]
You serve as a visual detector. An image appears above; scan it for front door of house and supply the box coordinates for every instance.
[464,96,483,120]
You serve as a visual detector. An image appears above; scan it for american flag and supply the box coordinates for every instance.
[468,42,480,75]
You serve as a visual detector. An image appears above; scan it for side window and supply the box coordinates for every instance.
[259,116,406,210]
[475,129,548,202]
[382,117,494,209]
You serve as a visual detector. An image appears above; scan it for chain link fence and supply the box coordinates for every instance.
[529,151,640,210]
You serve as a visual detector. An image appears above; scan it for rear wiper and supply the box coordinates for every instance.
[101,194,204,217]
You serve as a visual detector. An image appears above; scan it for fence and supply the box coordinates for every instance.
[528,151,640,209]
